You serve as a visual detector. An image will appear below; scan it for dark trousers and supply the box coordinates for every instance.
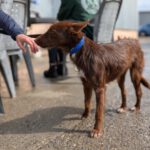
[48,48,58,64]
[47,47,67,76]
[48,48,65,64]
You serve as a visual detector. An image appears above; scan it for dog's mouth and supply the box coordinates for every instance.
[35,38,51,49]
[35,38,45,48]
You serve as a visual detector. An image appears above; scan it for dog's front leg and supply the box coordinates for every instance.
[81,78,92,118]
[91,86,105,138]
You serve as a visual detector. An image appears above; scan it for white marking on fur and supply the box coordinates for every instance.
[79,70,86,78]
[130,107,136,111]
[130,107,140,113]
[117,108,126,113]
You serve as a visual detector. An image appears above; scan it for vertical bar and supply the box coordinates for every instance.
[23,47,36,87]
[0,69,4,113]
[0,96,4,114]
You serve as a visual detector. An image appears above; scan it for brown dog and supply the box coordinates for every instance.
[35,21,150,138]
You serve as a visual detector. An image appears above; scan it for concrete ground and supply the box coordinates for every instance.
[0,38,150,150]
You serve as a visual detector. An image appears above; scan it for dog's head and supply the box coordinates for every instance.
[35,21,88,52]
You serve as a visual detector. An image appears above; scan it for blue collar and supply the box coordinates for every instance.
[70,36,85,55]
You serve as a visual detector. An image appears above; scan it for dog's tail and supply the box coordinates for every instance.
[141,77,150,89]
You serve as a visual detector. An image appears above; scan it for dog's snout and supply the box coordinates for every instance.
[35,36,46,48]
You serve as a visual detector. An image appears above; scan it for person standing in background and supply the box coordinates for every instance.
[43,0,100,78]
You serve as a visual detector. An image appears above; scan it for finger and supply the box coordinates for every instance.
[30,41,38,53]
[26,40,36,53]
[30,38,38,52]
[17,41,27,52]
[32,41,38,52]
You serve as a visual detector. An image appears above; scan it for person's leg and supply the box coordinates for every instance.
[44,48,58,78]
[57,49,68,76]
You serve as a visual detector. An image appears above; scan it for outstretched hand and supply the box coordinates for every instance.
[16,34,38,53]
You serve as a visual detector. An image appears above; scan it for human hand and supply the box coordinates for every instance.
[16,34,38,53]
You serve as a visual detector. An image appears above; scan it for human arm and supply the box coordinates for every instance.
[0,10,38,53]
[0,10,23,40]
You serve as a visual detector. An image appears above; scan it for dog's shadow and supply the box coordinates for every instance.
[0,107,89,135]
[0,106,120,135]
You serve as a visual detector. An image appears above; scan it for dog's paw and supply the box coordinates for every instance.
[81,111,89,119]
[90,129,103,138]
[117,107,127,113]
[129,107,140,112]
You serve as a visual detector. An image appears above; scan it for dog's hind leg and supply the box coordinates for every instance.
[81,78,92,118]
[117,72,127,113]
[130,67,142,112]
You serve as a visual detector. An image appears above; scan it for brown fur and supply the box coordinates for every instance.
[35,21,150,138]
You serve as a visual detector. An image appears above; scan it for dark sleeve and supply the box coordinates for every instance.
[0,10,23,40]
[57,0,75,21]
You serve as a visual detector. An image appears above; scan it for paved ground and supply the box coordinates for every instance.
[0,38,150,150]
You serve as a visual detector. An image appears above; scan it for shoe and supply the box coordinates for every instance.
[43,66,58,78]
[57,64,68,76]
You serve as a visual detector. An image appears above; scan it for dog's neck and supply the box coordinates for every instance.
[68,34,86,62]
[69,36,95,71]
[69,35,104,78]
[70,36,85,55]
[69,38,85,65]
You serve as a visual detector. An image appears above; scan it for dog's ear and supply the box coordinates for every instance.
[71,21,89,33]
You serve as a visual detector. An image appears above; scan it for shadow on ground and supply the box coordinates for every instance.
[0,106,86,134]
[0,106,120,135]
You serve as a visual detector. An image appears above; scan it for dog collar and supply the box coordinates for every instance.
[70,36,85,55]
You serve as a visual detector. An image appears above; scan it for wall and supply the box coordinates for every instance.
[138,0,150,26]
[139,12,150,25]
[115,0,138,30]
[30,0,60,18]
[30,0,138,31]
